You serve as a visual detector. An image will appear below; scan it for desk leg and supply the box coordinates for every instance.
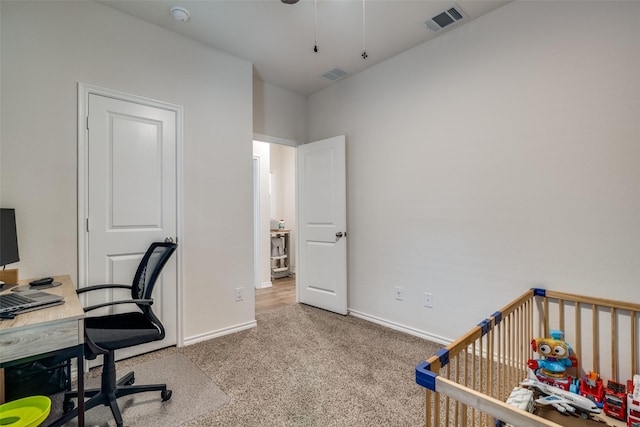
[76,351,84,427]
[0,368,5,403]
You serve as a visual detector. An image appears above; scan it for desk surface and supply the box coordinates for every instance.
[0,275,85,364]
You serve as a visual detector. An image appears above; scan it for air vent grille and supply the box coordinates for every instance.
[426,5,465,32]
[322,68,347,81]
[447,7,463,21]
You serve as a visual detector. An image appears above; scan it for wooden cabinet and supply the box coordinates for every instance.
[270,230,290,279]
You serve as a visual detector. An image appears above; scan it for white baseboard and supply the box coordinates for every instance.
[183,320,257,346]
[181,310,448,351]
[257,281,272,289]
[348,309,452,346]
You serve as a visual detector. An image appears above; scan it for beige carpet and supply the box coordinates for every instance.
[45,304,439,426]
[181,303,440,426]
[45,353,229,426]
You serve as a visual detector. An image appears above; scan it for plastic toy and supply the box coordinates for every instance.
[579,371,604,408]
[628,375,640,427]
[527,330,577,390]
[603,380,626,421]
[521,375,601,419]
[497,387,535,427]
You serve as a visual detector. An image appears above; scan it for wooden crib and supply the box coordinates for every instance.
[416,288,640,426]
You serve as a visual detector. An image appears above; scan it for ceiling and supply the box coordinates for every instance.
[99,0,511,96]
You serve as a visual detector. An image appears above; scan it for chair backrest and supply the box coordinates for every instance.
[132,242,178,309]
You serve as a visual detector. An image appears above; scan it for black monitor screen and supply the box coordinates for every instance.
[0,208,19,266]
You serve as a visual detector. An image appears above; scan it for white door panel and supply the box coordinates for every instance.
[297,135,347,315]
[111,116,163,228]
[85,93,178,361]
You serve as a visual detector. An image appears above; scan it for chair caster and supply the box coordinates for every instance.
[124,375,135,386]
[161,389,172,401]
[63,398,75,413]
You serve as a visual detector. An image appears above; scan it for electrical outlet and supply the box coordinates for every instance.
[235,287,244,302]
[424,292,433,308]
[394,286,404,301]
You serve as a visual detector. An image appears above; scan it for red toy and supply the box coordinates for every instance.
[580,371,604,407]
[629,375,640,427]
[603,380,626,421]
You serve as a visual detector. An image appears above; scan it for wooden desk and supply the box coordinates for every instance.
[0,275,85,426]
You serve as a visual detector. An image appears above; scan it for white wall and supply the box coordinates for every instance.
[308,1,640,342]
[254,78,306,144]
[0,1,255,342]
[253,141,272,288]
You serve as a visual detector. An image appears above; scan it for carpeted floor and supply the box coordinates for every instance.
[46,303,440,426]
[180,304,440,426]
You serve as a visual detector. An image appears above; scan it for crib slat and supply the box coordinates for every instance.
[592,304,599,374]
[575,302,581,376]
[454,353,460,426]
[632,311,637,377]
[472,341,476,427]
[543,297,549,337]
[611,307,616,381]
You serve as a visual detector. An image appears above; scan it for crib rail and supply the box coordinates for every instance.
[416,288,640,426]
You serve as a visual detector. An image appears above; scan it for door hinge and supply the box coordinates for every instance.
[86,116,89,130]
[86,218,90,232]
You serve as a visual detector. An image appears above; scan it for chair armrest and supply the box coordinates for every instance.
[77,284,132,294]
[83,298,153,313]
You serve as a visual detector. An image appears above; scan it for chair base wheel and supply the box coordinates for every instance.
[63,398,75,413]
[161,389,172,401]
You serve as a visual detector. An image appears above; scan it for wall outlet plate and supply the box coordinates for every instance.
[235,287,244,301]
[395,286,404,301]
[424,292,433,308]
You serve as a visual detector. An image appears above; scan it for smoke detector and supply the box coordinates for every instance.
[171,6,190,22]
[425,5,465,31]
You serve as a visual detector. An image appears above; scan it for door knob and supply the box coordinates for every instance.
[164,237,175,243]
[335,231,346,242]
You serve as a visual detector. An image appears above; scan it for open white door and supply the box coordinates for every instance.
[297,135,347,315]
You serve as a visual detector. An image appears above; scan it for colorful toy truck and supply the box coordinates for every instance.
[628,375,640,427]
[603,380,626,421]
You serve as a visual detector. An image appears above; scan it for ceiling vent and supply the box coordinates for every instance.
[322,68,348,81]
[425,5,465,32]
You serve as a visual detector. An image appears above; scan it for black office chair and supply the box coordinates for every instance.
[63,241,177,427]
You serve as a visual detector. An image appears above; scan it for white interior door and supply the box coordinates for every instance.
[297,135,347,314]
[83,92,178,360]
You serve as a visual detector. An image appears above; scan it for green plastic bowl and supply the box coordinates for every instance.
[0,396,51,427]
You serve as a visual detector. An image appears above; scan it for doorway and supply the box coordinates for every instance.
[253,140,296,311]
[253,135,347,315]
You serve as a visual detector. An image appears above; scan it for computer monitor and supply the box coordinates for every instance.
[0,208,20,267]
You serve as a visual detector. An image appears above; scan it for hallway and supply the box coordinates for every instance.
[255,276,295,314]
